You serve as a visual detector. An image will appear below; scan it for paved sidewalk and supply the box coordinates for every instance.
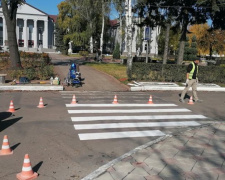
[82,122,225,180]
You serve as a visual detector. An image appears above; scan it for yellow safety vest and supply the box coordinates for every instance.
[189,62,198,80]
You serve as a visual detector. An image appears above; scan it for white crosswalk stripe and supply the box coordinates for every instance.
[68,108,190,114]
[66,104,177,107]
[61,92,208,141]
[71,115,207,122]
[78,130,166,140]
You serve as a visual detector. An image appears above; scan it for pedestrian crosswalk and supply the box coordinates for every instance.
[61,92,208,141]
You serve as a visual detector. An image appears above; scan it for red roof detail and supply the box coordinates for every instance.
[109,19,119,27]
[49,15,58,22]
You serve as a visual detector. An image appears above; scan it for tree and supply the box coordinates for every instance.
[125,0,133,80]
[197,0,225,30]
[134,0,225,64]
[158,26,180,58]
[68,0,102,53]
[188,24,225,57]
[111,0,126,53]
[100,0,110,59]
[55,21,68,54]
[188,24,209,55]
[1,0,25,69]
[113,42,120,59]
[164,0,209,64]
[189,36,198,60]
[183,36,197,61]
[163,23,170,64]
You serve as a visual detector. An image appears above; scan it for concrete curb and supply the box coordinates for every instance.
[130,86,225,92]
[0,85,64,91]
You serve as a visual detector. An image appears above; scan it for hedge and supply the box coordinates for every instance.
[132,62,225,83]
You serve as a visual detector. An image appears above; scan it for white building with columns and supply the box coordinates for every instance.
[0,3,56,52]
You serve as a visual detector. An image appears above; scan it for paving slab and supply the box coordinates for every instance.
[84,123,225,180]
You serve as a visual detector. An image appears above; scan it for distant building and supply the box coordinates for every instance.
[108,18,160,57]
[0,3,56,52]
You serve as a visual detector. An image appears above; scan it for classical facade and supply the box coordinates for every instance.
[0,3,56,52]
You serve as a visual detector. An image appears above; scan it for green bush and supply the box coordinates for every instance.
[113,43,120,59]
[9,70,24,79]
[24,68,36,80]
[36,62,54,80]
[132,62,225,83]
[79,51,89,57]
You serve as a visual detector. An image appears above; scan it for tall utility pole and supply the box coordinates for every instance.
[126,0,133,80]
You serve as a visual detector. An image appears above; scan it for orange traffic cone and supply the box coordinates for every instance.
[8,100,16,112]
[0,135,13,156]
[71,95,77,104]
[112,95,118,104]
[17,154,38,180]
[148,95,154,104]
[188,96,194,105]
[37,97,45,108]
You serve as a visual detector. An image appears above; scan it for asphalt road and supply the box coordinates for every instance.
[0,54,224,179]
[1,90,225,180]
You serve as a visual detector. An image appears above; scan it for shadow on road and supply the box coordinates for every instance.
[11,143,21,151]
[0,113,22,132]
[33,161,43,173]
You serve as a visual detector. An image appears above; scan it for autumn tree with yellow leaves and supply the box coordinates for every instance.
[188,24,225,58]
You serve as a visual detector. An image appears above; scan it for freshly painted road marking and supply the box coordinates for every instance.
[78,130,165,140]
[66,104,177,107]
[74,121,200,130]
[71,115,207,122]
[68,108,190,114]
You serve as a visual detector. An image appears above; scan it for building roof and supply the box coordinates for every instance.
[24,2,49,16]
[109,19,119,27]
[49,15,58,22]
[24,2,57,22]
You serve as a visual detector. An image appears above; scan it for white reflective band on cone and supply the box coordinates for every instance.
[2,145,9,149]
[24,159,31,163]
[22,166,32,171]
[3,139,8,142]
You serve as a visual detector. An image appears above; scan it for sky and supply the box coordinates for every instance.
[26,0,63,15]
[26,0,118,19]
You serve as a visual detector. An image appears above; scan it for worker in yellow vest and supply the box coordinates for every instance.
[179,59,203,103]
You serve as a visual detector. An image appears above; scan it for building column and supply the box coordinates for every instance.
[33,19,37,48]
[16,20,19,45]
[24,19,28,48]
[43,20,48,48]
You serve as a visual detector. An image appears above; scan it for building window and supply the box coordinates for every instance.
[19,26,23,40]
